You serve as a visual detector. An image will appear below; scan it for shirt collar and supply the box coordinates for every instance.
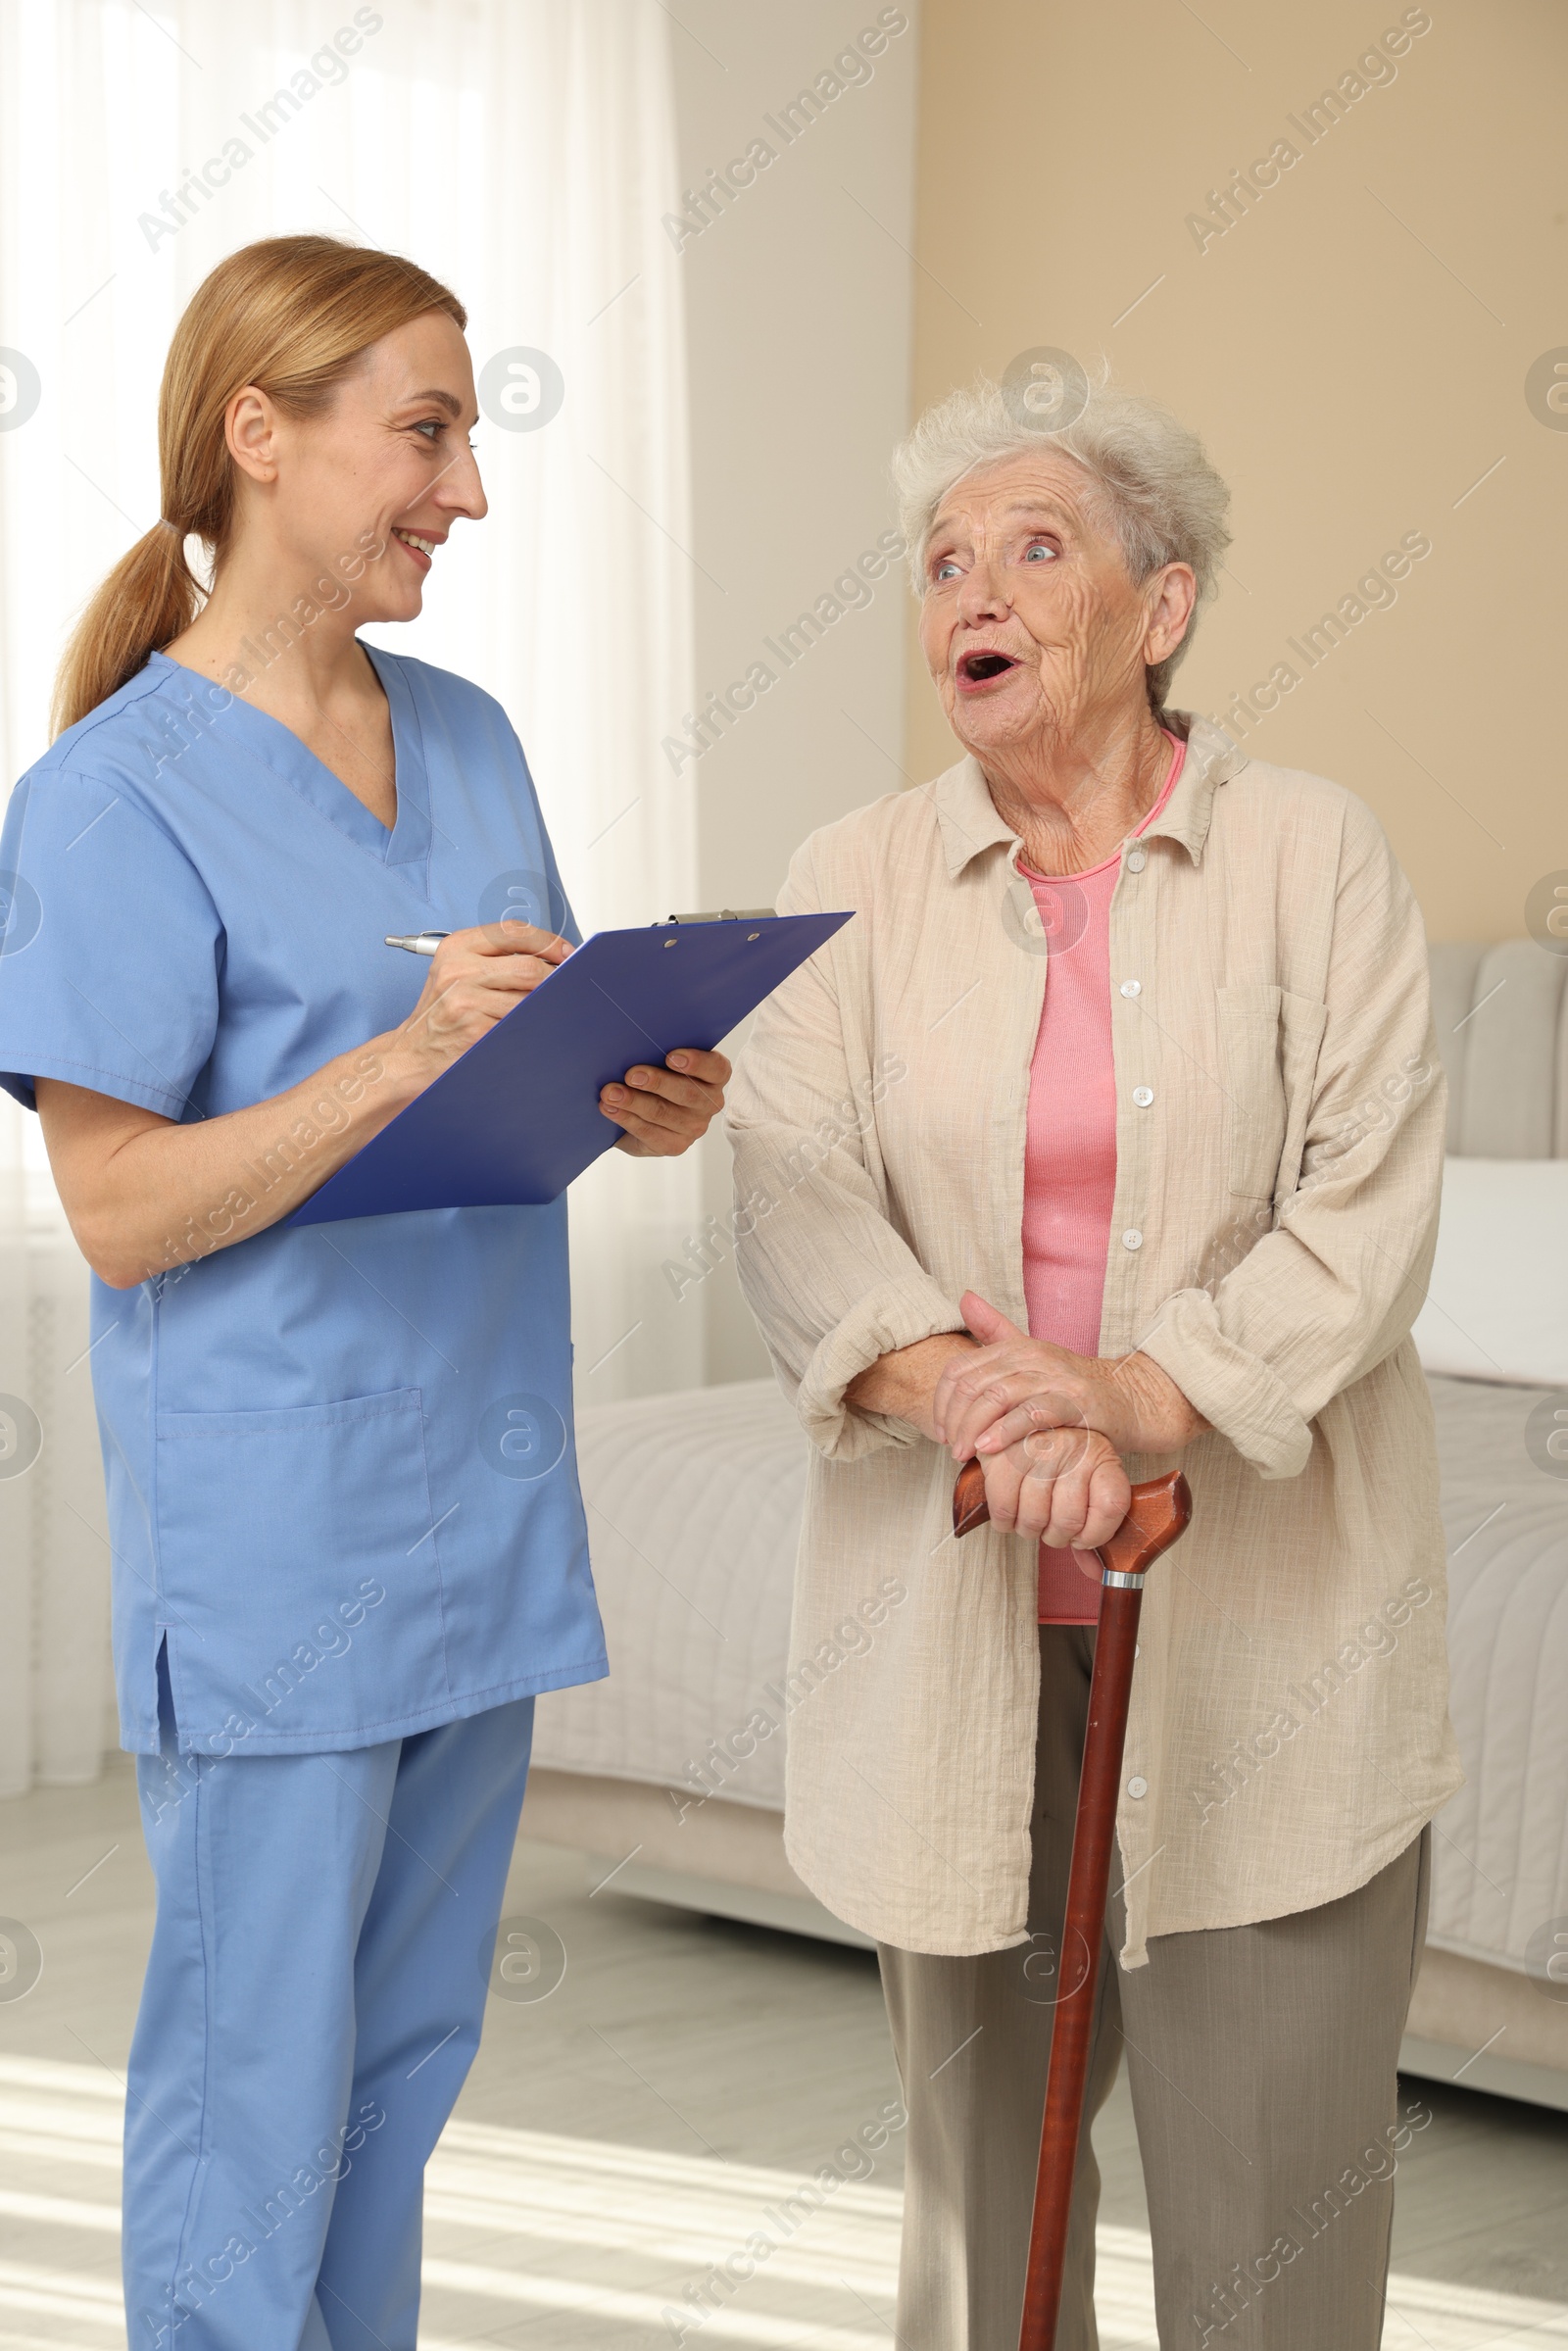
[932,710,1249,878]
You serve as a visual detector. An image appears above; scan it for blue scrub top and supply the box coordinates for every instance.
[0,646,608,1756]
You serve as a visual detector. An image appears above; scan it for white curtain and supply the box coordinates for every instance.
[0,0,699,1788]
[0,1159,115,1798]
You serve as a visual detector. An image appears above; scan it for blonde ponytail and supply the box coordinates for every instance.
[51,522,201,740]
[51,235,466,738]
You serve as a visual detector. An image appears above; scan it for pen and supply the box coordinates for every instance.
[386,909,777,956]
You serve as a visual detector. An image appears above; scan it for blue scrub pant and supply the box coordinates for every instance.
[124,1652,535,2350]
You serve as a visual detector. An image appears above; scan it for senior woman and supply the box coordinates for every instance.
[726,374,1460,2351]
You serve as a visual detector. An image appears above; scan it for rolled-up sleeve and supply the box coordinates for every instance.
[1136,797,1446,1478]
[727,840,964,1460]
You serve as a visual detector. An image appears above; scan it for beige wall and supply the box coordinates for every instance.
[904,0,1566,944]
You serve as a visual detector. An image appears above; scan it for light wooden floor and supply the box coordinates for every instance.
[2,1758,1565,2349]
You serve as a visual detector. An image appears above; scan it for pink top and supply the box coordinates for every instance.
[1021,732,1185,1622]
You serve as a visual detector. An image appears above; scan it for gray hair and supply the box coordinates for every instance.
[891,371,1232,711]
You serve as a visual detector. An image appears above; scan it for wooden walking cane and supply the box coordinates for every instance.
[953,1459,1193,2351]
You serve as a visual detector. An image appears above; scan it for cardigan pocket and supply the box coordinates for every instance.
[1218,985,1329,1203]
[1218,985,1288,1201]
[1274,989,1330,1204]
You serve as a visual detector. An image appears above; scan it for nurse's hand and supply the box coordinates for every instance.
[390,923,573,1077]
[601,1048,731,1156]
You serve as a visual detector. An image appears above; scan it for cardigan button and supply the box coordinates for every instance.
[1125,847,1147,873]
[1127,1776,1149,1798]
[1133,1086,1154,1107]
[1122,1228,1144,1250]
[1119,978,1142,997]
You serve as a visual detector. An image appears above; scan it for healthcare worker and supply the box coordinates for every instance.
[0,234,729,2351]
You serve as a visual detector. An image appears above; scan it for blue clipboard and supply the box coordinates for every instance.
[288,909,852,1226]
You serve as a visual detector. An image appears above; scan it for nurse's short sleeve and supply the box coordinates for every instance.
[0,765,220,1117]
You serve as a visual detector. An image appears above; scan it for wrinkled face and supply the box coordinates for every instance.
[917,449,1191,762]
[229,309,487,624]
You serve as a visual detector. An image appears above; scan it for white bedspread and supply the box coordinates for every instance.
[532,1380,807,1811]
[537,1375,1568,1979]
[1426,1373,1568,1975]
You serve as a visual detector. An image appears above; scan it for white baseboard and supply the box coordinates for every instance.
[585,1853,1568,2109]
[583,1853,876,1950]
[1397,2033,1568,2114]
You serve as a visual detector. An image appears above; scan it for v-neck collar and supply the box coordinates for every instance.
[146,643,433,872]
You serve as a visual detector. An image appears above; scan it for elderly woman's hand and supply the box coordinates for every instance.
[974,1420,1132,1549]
[934,1292,1207,1462]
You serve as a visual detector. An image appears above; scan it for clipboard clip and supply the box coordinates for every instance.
[655,908,776,925]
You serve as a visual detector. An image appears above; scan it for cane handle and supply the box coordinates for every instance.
[952,1461,1192,1576]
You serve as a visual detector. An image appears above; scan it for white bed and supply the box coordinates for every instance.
[522,938,1568,2110]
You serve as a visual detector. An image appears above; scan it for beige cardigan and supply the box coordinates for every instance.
[726,714,1462,1964]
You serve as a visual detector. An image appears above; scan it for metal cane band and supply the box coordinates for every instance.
[1101,1568,1146,1590]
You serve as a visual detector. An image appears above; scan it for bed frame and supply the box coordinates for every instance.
[519,1764,1568,2112]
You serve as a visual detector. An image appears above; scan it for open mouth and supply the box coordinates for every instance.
[957,650,1020,689]
[393,527,437,568]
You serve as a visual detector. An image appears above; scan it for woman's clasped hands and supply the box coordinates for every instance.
[931,1291,1205,1551]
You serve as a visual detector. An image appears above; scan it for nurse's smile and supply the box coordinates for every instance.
[391,526,442,570]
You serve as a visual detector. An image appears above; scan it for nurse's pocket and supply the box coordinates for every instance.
[155,1388,452,1749]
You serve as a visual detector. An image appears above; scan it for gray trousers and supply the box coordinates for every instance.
[877,1625,1431,2351]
